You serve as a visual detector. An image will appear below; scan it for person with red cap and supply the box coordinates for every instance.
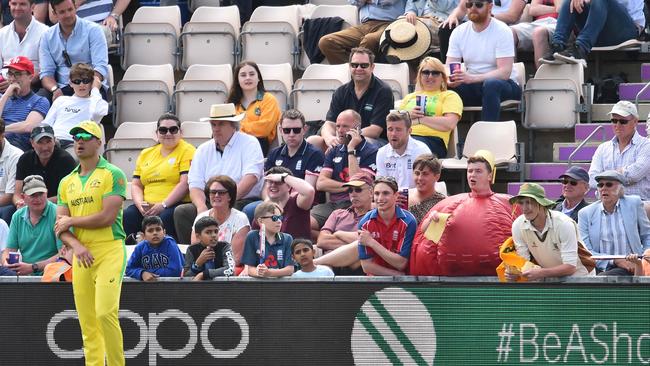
[0,56,50,151]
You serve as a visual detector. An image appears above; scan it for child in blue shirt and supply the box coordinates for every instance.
[241,202,294,277]
[126,216,184,281]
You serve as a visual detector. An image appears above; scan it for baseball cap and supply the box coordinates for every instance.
[559,166,589,182]
[608,101,638,119]
[3,56,34,75]
[594,170,625,185]
[23,175,47,196]
[342,172,374,187]
[30,123,55,142]
[69,120,102,139]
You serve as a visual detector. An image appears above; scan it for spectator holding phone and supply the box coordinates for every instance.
[398,56,462,158]
[310,109,378,236]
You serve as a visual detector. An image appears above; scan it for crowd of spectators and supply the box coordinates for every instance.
[0,0,648,281]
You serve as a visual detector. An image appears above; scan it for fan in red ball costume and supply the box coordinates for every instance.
[410,150,520,275]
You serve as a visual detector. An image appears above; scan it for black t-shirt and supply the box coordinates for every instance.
[326,74,394,140]
[16,145,77,198]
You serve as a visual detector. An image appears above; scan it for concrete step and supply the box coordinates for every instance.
[525,162,590,181]
[507,182,597,201]
[643,63,650,82]
[574,122,647,141]
[553,142,600,162]
[590,104,650,122]
[619,83,650,101]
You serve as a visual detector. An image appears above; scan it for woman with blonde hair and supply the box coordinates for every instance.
[399,56,463,158]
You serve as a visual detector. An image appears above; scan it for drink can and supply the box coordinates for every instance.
[449,63,461,81]
[415,95,427,110]
[399,188,409,210]
[8,252,20,264]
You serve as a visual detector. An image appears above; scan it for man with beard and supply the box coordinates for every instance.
[446,0,522,121]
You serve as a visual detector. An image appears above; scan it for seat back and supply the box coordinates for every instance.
[462,120,517,165]
[181,6,240,69]
[534,63,584,97]
[240,6,300,66]
[123,7,181,69]
[115,64,175,126]
[310,4,358,26]
[181,121,212,147]
[446,125,459,159]
[373,63,409,100]
[523,79,580,129]
[258,63,293,111]
[302,63,350,83]
[291,78,342,122]
[105,122,158,175]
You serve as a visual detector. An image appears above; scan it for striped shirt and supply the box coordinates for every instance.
[589,132,650,200]
[0,92,50,124]
[599,202,632,258]
[76,0,113,23]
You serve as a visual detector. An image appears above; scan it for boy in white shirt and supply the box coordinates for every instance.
[292,239,334,278]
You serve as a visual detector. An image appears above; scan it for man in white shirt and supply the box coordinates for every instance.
[446,0,522,121]
[0,117,25,224]
[173,103,264,244]
[376,110,430,189]
[0,0,48,93]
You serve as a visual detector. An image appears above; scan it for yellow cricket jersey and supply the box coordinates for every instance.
[236,91,281,143]
[58,157,127,245]
[132,139,195,203]
[399,90,463,146]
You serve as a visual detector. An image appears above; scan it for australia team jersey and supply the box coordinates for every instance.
[58,157,127,244]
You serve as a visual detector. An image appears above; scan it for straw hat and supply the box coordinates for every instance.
[199,103,245,122]
[379,18,432,63]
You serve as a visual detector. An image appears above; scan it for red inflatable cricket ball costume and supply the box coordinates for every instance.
[409,150,520,275]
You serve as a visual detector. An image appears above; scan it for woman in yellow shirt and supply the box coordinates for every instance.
[124,113,196,241]
[399,56,463,159]
[228,61,281,156]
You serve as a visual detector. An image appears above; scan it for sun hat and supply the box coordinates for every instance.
[509,182,556,207]
[379,18,432,63]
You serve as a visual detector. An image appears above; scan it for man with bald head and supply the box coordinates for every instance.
[310,109,378,236]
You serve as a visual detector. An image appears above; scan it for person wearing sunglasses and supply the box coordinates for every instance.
[0,0,49,94]
[588,101,650,202]
[578,170,650,276]
[6,63,107,151]
[308,47,393,151]
[124,113,196,242]
[553,166,590,223]
[314,172,374,275]
[190,175,250,272]
[318,0,406,65]
[445,0,522,122]
[398,56,462,159]
[39,0,108,102]
[241,201,294,278]
[264,109,324,190]
[227,61,281,156]
[55,120,127,366]
[0,56,50,151]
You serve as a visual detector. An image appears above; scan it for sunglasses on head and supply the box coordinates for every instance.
[70,78,93,85]
[282,127,302,135]
[421,70,443,77]
[72,132,94,141]
[561,179,578,186]
[350,62,371,69]
[261,214,283,222]
[346,187,365,194]
[610,118,630,125]
[158,126,180,135]
[466,1,487,8]
[208,189,229,196]
[597,181,616,188]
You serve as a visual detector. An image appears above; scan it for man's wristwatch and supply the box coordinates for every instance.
[110,12,119,20]
[32,263,39,273]
[347,150,357,156]
[280,173,289,183]
[161,201,168,209]
[50,85,59,93]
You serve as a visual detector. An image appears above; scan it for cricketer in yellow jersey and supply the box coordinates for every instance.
[55,121,127,366]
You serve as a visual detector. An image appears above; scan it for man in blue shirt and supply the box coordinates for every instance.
[0,56,50,151]
[319,0,407,64]
[38,0,109,101]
